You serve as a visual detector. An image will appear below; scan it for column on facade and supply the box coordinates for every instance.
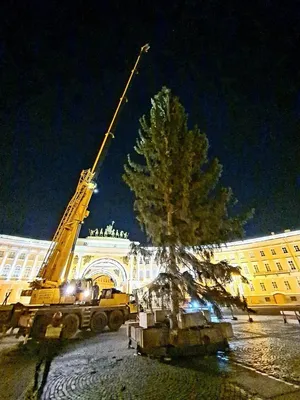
[75,255,82,279]
[0,251,10,275]
[35,252,46,277]
[29,254,40,281]
[125,255,131,294]
[137,255,141,284]
[7,250,22,280]
[19,252,31,280]
[150,254,154,280]
[128,255,134,293]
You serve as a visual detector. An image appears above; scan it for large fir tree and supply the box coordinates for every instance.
[123,87,253,328]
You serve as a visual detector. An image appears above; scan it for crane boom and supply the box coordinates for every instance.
[38,44,150,288]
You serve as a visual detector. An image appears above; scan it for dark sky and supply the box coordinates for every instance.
[1,0,300,242]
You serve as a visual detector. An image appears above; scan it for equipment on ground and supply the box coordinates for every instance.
[0,44,149,339]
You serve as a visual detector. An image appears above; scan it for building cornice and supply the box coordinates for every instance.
[218,230,300,250]
[0,234,51,248]
[1,229,299,252]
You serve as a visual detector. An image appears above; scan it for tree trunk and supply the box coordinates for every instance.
[169,281,179,329]
[163,144,179,329]
[169,247,179,329]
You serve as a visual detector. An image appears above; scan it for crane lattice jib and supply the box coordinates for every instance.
[38,44,150,287]
[39,169,94,282]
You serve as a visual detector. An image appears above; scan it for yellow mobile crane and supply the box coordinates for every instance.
[0,44,149,339]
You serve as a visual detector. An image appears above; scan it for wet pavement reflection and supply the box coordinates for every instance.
[229,315,300,384]
[1,315,300,399]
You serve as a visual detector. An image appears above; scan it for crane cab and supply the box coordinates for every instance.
[99,288,129,307]
[99,289,138,316]
[29,278,93,305]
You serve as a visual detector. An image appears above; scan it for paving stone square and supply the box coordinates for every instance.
[1,315,300,399]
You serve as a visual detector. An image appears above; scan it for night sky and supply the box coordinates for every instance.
[1,1,300,243]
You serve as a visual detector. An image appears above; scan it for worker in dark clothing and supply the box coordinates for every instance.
[92,282,100,300]
[29,312,64,399]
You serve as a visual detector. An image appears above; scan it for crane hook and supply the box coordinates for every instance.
[141,43,150,53]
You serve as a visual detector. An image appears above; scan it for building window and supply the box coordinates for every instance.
[146,270,150,279]
[1,265,11,278]
[265,297,271,302]
[249,251,254,258]
[297,277,300,287]
[19,253,26,260]
[35,265,42,276]
[265,263,271,272]
[294,245,300,252]
[253,264,259,273]
[23,267,31,279]
[271,249,276,255]
[272,281,278,289]
[288,260,296,271]
[144,257,150,265]
[243,265,249,274]
[0,251,4,257]
[139,270,144,281]
[11,265,21,278]
[290,296,297,302]
[276,262,283,271]
[249,282,255,291]
[28,254,35,261]
[238,252,244,259]
[132,267,137,279]
[8,252,16,259]
[284,281,291,290]
[282,247,288,254]
[260,251,265,257]
[260,283,266,291]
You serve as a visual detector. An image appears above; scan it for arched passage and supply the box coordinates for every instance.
[273,292,286,305]
[81,258,128,292]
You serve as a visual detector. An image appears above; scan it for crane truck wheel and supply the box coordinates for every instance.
[61,313,80,339]
[90,311,108,333]
[108,310,124,332]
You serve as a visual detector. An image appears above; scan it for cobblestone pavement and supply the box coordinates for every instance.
[0,342,37,400]
[229,316,300,384]
[1,316,300,399]
[0,332,23,352]
[41,329,252,400]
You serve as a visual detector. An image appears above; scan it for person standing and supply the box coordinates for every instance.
[26,312,64,399]
[92,282,100,300]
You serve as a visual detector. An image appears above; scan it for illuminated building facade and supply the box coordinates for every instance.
[215,229,300,308]
[0,233,157,304]
[1,229,300,309]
